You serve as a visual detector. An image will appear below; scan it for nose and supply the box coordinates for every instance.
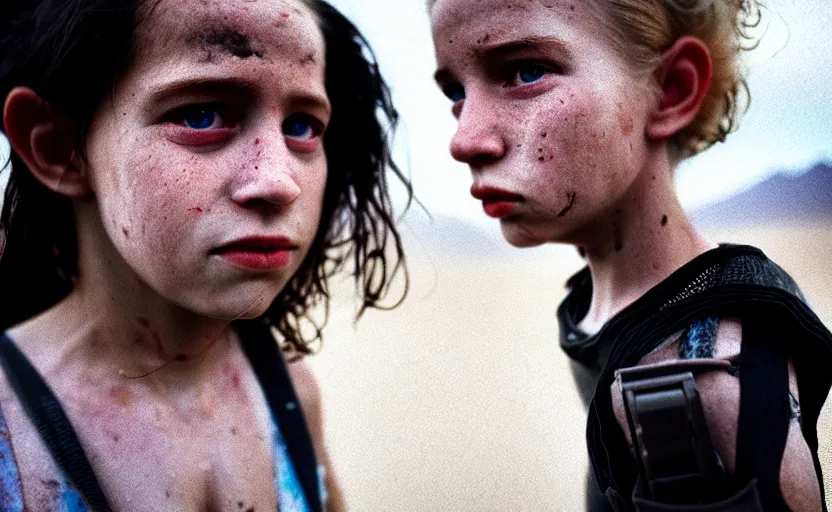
[230,138,302,208]
[449,97,506,165]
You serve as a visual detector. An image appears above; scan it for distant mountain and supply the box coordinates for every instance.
[690,162,832,228]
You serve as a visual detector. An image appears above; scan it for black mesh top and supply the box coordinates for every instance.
[556,244,832,502]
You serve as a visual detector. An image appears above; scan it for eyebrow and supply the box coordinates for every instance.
[146,77,257,105]
[477,36,570,59]
[434,36,570,86]
[145,77,330,115]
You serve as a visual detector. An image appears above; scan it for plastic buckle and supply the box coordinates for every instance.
[618,364,725,503]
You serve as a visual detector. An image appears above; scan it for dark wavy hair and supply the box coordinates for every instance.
[0,0,411,356]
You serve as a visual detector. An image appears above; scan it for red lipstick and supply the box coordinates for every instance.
[471,186,523,219]
[213,236,297,270]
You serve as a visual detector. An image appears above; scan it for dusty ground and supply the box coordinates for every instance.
[310,220,832,511]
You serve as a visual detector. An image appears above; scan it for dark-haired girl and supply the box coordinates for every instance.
[429,0,832,510]
[0,0,408,510]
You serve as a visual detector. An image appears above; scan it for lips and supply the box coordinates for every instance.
[470,185,523,202]
[470,185,523,219]
[212,236,298,270]
[216,236,297,251]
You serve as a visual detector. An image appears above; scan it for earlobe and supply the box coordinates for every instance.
[646,37,713,142]
[3,87,92,198]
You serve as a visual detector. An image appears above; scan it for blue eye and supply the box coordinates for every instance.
[517,65,546,84]
[443,84,465,103]
[183,108,218,130]
[282,115,317,140]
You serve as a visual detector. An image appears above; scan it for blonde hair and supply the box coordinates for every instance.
[587,0,761,156]
[429,0,761,157]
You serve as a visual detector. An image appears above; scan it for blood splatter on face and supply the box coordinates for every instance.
[431,0,654,247]
[82,0,329,320]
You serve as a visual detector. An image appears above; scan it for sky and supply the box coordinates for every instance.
[2,0,831,226]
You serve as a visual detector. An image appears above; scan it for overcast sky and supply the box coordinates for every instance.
[2,0,830,225]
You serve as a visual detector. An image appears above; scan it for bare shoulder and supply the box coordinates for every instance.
[286,357,347,512]
[287,357,322,425]
[609,316,821,511]
[0,349,67,511]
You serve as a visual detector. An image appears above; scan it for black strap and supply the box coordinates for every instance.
[735,316,792,511]
[235,320,323,512]
[618,362,731,504]
[633,479,763,512]
[0,334,112,511]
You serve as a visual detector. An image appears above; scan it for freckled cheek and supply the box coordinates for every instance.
[112,160,205,254]
[524,103,590,166]
[521,102,620,197]
[300,164,327,223]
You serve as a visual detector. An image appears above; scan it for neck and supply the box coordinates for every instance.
[576,149,715,334]
[49,201,238,389]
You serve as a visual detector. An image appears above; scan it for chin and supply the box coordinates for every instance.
[183,289,278,322]
[500,224,548,248]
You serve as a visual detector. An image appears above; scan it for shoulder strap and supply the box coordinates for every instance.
[617,360,733,504]
[734,316,795,511]
[235,321,323,512]
[0,334,112,512]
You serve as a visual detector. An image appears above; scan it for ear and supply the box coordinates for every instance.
[646,36,712,142]
[2,87,92,198]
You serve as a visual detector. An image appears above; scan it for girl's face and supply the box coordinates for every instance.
[431,0,655,248]
[84,0,329,318]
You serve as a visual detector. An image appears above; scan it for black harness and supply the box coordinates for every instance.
[561,245,832,510]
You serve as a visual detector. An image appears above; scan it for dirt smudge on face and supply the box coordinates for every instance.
[557,192,576,217]
[189,28,264,61]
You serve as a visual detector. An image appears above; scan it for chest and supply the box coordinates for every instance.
[1,376,281,512]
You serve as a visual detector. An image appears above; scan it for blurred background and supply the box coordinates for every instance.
[1,0,831,509]
[309,0,832,509]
